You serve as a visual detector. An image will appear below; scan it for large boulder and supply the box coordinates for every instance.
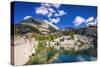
[11,35,38,66]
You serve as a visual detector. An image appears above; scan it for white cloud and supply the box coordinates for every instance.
[48,8,55,13]
[73,16,85,27]
[35,6,48,15]
[86,17,94,23]
[86,22,96,26]
[54,10,67,17]
[35,3,67,24]
[23,16,32,20]
[48,12,53,17]
[49,17,60,24]
[51,4,61,8]
[86,18,97,26]
[58,10,67,16]
[73,16,97,27]
[54,13,59,16]
[41,3,61,8]
[41,3,51,7]
[94,18,97,23]
[43,20,59,30]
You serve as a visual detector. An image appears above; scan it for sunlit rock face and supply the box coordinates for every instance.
[46,34,94,51]
[11,35,38,66]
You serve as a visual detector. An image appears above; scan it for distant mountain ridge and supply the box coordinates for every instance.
[13,17,97,36]
[14,17,59,35]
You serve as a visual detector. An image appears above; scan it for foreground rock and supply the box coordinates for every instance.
[11,35,38,66]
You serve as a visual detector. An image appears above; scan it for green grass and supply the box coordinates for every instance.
[47,47,58,61]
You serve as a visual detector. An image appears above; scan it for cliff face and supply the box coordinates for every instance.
[11,35,38,66]
[46,34,94,51]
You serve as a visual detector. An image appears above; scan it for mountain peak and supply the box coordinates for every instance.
[15,17,60,35]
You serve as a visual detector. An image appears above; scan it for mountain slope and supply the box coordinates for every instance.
[14,17,59,35]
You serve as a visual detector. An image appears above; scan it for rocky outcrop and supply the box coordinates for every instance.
[11,35,38,66]
[46,34,94,51]
[15,18,59,35]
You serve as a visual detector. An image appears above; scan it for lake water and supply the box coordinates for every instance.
[52,53,97,63]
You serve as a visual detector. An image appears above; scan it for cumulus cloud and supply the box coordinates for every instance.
[48,8,55,13]
[24,16,32,20]
[35,6,48,15]
[58,10,67,16]
[54,10,67,17]
[86,17,94,23]
[41,3,61,8]
[41,3,51,7]
[86,18,97,26]
[94,18,97,23]
[35,3,67,24]
[48,12,53,17]
[86,22,96,26]
[54,13,59,16]
[49,17,60,24]
[73,16,97,27]
[51,4,61,8]
[73,16,85,27]
[44,20,59,30]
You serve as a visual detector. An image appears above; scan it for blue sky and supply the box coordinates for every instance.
[12,1,97,29]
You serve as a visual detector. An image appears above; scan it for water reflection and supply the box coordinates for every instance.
[52,53,97,63]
